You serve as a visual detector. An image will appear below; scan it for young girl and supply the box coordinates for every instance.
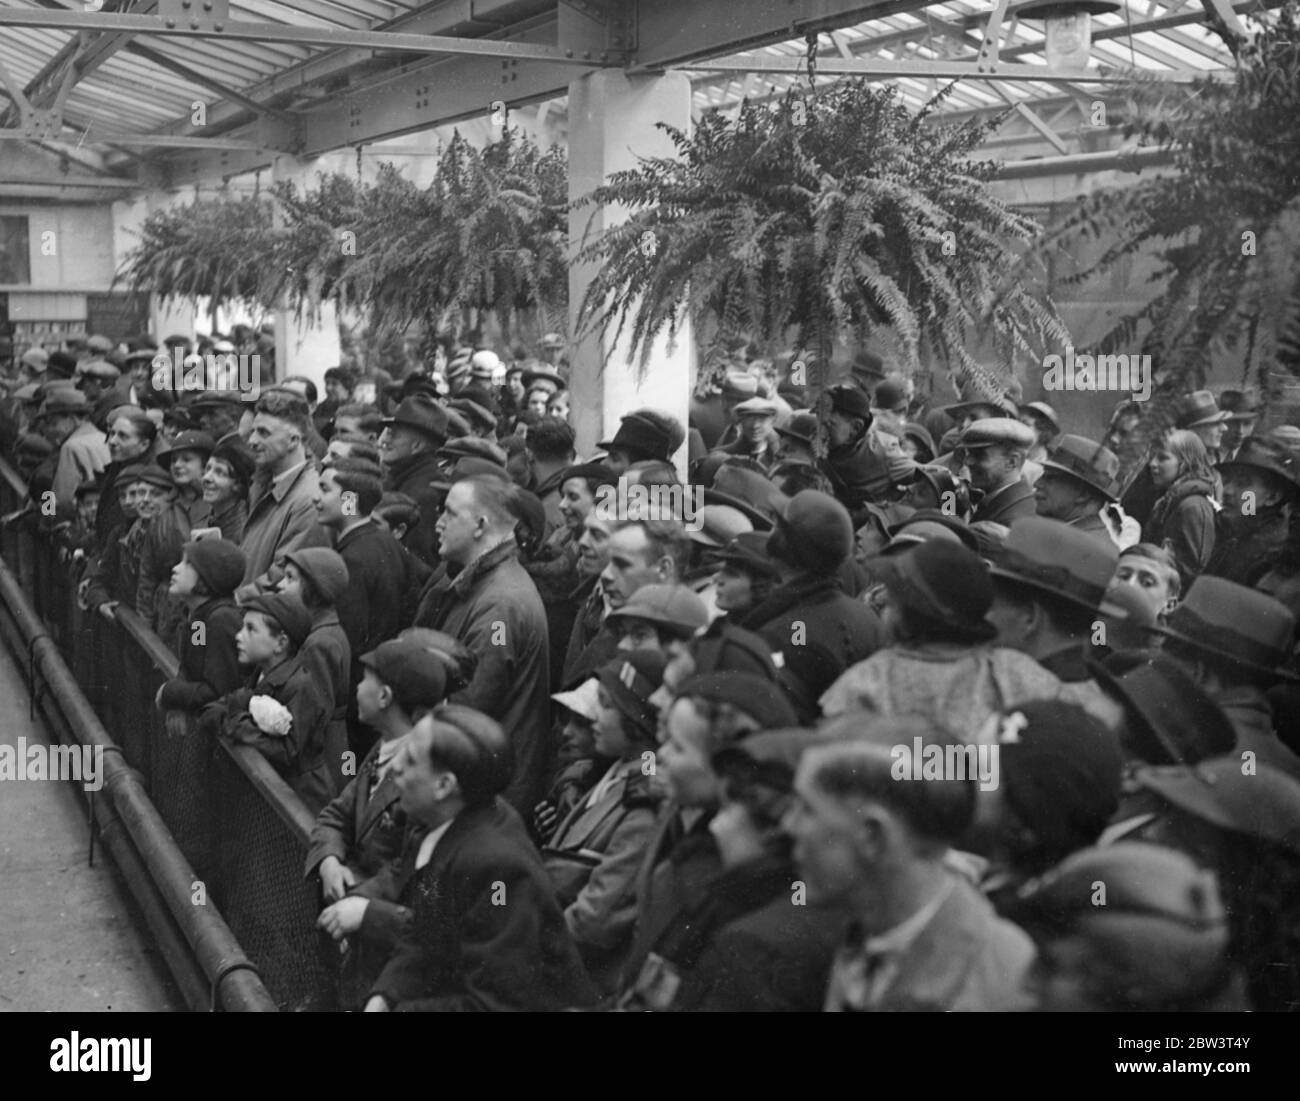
[544,651,666,995]
[1144,429,1219,586]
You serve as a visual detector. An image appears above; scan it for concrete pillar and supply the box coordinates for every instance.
[567,70,693,470]
[270,154,342,392]
[113,192,202,342]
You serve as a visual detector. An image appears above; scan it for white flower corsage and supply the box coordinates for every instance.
[249,695,293,737]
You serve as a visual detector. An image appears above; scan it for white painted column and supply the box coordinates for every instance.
[270,154,342,392]
[567,70,693,471]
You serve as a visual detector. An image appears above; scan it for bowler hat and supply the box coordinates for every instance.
[1216,436,1300,495]
[240,591,313,650]
[1136,759,1300,854]
[872,379,909,413]
[360,638,450,713]
[1039,435,1121,501]
[596,651,667,738]
[282,547,350,605]
[1154,576,1300,682]
[382,394,449,445]
[775,411,818,448]
[1173,390,1231,429]
[989,517,1126,618]
[606,584,710,639]
[766,489,853,576]
[156,429,216,467]
[1093,651,1238,765]
[715,530,782,579]
[182,538,246,598]
[958,417,1036,452]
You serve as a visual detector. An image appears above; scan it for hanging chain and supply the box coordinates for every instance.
[805,32,818,93]
[356,144,363,183]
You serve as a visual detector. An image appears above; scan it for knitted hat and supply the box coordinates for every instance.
[766,489,853,576]
[282,547,350,605]
[182,538,246,598]
[240,591,313,650]
[989,700,1125,862]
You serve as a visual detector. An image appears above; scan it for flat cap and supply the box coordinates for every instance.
[958,417,1035,451]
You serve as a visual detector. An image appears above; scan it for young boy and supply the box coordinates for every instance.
[277,547,352,792]
[306,637,452,1009]
[155,537,247,712]
[201,591,337,815]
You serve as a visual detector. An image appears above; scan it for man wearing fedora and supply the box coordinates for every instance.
[378,393,450,567]
[1174,389,1232,464]
[1032,434,1138,548]
[1155,576,1300,781]
[958,418,1038,527]
[1205,436,1298,586]
[985,518,1127,729]
[1218,389,1261,461]
[48,389,111,516]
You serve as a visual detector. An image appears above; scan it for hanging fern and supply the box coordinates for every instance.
[1000,0,1300,435]
[574,79,1068,396]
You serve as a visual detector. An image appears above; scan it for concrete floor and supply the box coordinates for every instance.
[0,645,181,1012]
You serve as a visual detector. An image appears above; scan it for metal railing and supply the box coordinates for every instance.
[0,457,333,1011]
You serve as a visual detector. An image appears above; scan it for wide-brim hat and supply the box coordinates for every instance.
[1091,652,1238,765]
[714,530,782,579]
[1019,400,1061,434]
[872,537,996,638]
[156,429,216,467]
[1136,759,1300,854]
[703,465,790,530]
[382,394,449,444]
[1152,576,1300,683]
[1174,390,1231,429]
[1216,437,1300,495]
[989,517,1127,619]
[689,504,754,549]
[1038,434,1121,502]
[1216,389,1262,422]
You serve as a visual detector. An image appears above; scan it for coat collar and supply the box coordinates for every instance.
[450,538,519,599]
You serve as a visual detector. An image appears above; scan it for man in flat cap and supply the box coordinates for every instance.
[47,388,111,516]
[958,417,1038,526]
[710,395,781,471]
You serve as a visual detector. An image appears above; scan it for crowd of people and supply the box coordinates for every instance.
[2,328,1299,1013]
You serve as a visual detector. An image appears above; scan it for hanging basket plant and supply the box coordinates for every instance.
[573,79,1068,397]
[117,192,277,312]
[1004,3,1300,436]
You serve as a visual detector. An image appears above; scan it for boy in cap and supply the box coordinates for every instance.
[201,591,337,815]
[712,396,781,471]
[277,546,352,787]
[545,651,667,993]
[155,538,248,711]
[308,637,452,1009]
